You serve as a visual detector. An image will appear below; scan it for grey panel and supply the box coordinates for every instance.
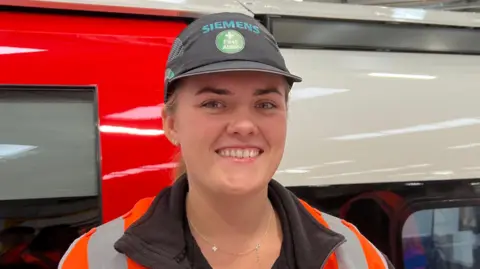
[270,17,480,54]
[0,87,98,200]
[87,217,127,269]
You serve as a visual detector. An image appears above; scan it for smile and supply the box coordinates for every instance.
[216,148,263,159]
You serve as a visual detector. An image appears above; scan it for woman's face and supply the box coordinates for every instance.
[165,71,288,195]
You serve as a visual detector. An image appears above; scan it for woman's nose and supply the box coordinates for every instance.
[226,110,259,137]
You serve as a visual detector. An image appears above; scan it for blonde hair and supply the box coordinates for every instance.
[164,83,187,182]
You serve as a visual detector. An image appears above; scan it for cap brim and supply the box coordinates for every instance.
[171,60,302,85]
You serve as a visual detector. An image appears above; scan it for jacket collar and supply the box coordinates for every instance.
[114,175,345,269]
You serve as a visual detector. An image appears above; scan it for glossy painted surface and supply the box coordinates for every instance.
[277,48,480,186]
[6,0,480,27]
[3,0,253,18]
[2,0,480,222]
[0,11,186,222]
[241,0,480,27]
[2,4,479,269]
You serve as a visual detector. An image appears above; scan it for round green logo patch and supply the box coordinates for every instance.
[215,30,245,54]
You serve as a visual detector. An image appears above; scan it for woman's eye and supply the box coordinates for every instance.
[256,102,277,109]
[201,101,225,109]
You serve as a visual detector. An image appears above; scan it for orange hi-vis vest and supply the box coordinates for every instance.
[59,197,392,269]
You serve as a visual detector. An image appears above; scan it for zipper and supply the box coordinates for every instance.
[319,239,346,269]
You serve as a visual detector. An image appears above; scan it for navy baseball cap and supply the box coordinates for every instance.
[164,12,302,101]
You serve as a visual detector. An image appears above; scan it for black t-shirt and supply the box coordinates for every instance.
[183,193,296,269]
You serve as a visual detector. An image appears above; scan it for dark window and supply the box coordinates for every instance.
[0,86,100,269]
[344,199,391,256]
[269,16,480,54]
[402,206,480,269]
[0,87,98,200]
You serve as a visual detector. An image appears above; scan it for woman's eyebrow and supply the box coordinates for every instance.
[254,88,282,96]
[194,87,282,96]
[195,87,231,96]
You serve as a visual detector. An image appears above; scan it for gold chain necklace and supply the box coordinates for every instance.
[187,203,274,263]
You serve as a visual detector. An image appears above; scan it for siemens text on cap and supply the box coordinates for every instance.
[201,20,260,34]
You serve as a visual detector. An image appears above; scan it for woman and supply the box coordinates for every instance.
[59,12,395,269]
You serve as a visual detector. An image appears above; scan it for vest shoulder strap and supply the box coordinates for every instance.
[58,197,154,269]
[122,196,155,229]
[299,199,392,269]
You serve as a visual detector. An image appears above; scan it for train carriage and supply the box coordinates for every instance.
[1,1,480,268]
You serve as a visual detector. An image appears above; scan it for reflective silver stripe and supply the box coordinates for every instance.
[87,217,128,269]
[352,225,389,269]
[58,234,86,269]
[320,212,369,269]
[109,252,131,269]
[347,223,389,269]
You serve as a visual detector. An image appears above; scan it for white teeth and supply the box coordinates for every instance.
[218,149,260,158]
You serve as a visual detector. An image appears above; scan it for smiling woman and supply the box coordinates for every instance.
[165,72,289,185]
[59,11,394,269]
[164,71,289,197]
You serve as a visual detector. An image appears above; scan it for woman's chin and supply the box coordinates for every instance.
[212,174,267,196]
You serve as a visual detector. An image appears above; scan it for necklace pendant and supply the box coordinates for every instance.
[212,245,218,252]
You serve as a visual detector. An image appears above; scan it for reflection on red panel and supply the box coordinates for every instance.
[0,11,186,222]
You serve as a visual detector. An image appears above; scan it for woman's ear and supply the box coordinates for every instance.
[162,106,178,146]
